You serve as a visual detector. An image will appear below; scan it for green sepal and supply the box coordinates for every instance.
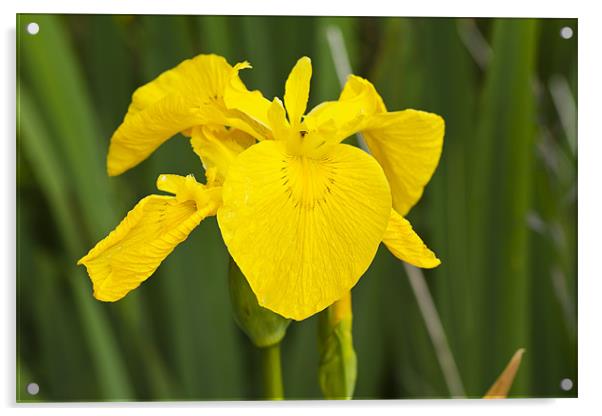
[318,307,357,399]
[228,258,291,348]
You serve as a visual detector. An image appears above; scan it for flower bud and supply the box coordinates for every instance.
[318,292,357,400]
[228,258,290,347]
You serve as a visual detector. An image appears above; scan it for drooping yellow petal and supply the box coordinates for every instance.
[77,175,221,301]
[126,54,233,115]
[363,110,445,216]
[284,57,312,126]
[107,54,266,176]
[382,209,440,268]
[309,76,444,215]
[107,94,210,176]
[77,195,202,301]
[190,126,255,185]
[218,141,391,320]
[107,54,236,176]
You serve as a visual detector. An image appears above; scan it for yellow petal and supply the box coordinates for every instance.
[223,62,273,140]
[218,141,391,320]
[304,75,384,142]
[108,94,210,176]
[284,56,312,126]
[363,110,444,216]
[308,76,443,215]
[285,129,338,160]
[267,97,291,141]
[190,126,255,185]
[339,75,386,112]
[304,100,363,143]
[107,54,263,176]
[484,348,526,399]
[156,173,223,208]
[382,209,440,268]
[78,175,220,301]
[126,54,232,115]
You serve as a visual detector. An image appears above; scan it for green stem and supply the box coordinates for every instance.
[261,343,284,400]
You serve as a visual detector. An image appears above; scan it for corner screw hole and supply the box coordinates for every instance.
[27,382,39,395]
[560,26,573,39]
[560,378,573,391]
[26,22,39,35]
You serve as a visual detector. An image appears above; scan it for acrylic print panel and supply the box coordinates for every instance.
[16,14,577,402]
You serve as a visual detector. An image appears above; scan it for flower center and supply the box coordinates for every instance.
[280,152,338,211]
[284,127,335,159]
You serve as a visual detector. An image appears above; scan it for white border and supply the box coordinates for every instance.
[4,1,601,415]
[8,0,581,17]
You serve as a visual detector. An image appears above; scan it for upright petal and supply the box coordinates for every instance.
[218,141,391,320]
[267,98,290,141]
[381,209,440,268]
[108,54,259,176]
[223,62,273,139]
[284,57,312,126]
[190,125,255,185]
[77,175,221,301]
[363,110,444,215]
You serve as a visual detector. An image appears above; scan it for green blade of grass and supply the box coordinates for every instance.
[469,18,538,395]
[369,17,461,398]
[18,87,133,399]
[314,17,358,103]
[405,17,479,395]
[18,14,170,400]
[529,19,577,396]
[18,14,117,237]
[196,15,237,62]
[238,16,277,99]
[79,15,133,140]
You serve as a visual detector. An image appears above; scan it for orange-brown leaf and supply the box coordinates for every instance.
[483,348,525,399]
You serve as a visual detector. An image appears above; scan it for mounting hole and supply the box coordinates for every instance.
[26,382,39,395]
[560,26,573,40]
[26,22,39,35]
[560,378,573,391]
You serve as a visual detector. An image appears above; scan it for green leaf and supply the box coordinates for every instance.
[469,18,538,395]
[18,86,134,399]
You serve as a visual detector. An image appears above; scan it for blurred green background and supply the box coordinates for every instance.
[16,15,577,401]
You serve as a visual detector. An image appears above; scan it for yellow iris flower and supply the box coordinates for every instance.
[78,54,444,321]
